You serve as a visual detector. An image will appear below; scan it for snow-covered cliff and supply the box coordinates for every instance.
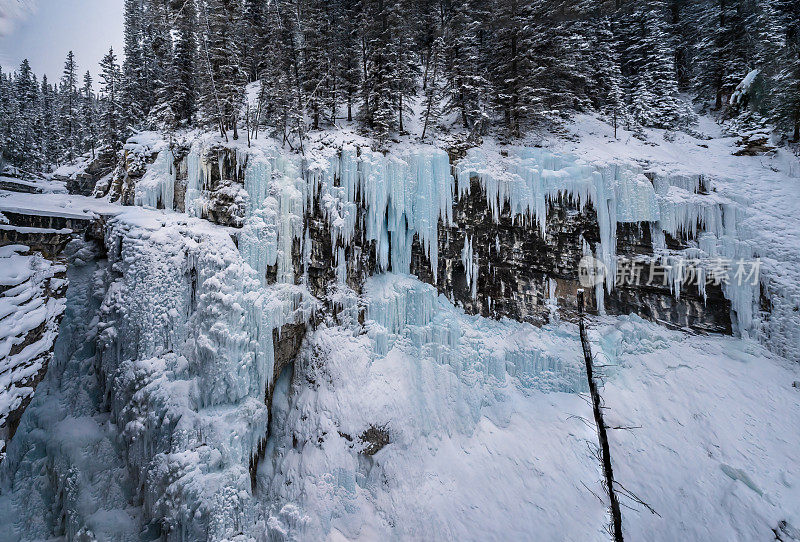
[1,119,799,540]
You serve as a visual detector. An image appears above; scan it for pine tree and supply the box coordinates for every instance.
[0,67,9,170]
[146,0,177,129]
[303,0,333,130]
[592,17,627,137]
[40,75,60,169]
[81,71,97,159]
[488,0,538,137]
[445,0,491,135]
[771,0,800,140]
[199,0,245,139]
[99,48,124,152]
[691,0,753,111]
[391,0,418,134]
[360,0,418,143]
[172,0,198,125]
[11,60,42,170]
[619,0,684,129]
[122,0,146,130]
[421,36,446,140]
[336,0,361,123]
[361,0,396,142]
[59,51,80,162]
[241,0,269,82]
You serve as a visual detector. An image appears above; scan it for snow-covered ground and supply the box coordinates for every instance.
[593,315,800,540]
[0,186,121,220]
[256,275,800,541]
[259,275,607,540]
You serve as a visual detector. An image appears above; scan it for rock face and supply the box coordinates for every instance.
[53,151,116,196]
[0,245,67,461]
[100,136,735,338]
[159,144,732,334]
[0,191,103,464]
[408,175,731,333]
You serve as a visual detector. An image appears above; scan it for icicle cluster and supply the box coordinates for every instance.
[134,148,176,210]
[92,213,314,540]
[363,274,587,393]
[179,138,768,357]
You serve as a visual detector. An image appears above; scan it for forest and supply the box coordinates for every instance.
[1,0,798,174]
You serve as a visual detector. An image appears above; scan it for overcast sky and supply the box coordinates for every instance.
[0,0,124,84]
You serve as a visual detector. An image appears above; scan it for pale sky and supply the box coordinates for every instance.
[0,0,124,85]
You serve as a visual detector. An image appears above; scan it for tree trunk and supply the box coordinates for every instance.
[399,94,404,132]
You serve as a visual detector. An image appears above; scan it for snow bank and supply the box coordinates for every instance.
[258,274,605,540]
[595,315,800,540]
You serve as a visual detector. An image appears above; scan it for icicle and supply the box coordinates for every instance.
[135,148,176,210]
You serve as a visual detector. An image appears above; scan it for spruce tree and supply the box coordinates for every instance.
[122,0,146,130]
[772,0,800,140]
[59,51,80,162]
[692,0,753,111]
[336,0,361,123]
[81,71,97,159]
[199,0,245,138]
[619,0,684,129]
[40,75,58,170]
[420,36,446,141]
[172,0,198,125]
[241,0,269,82]
[99,48,124,152]
[445,0,491,135]
[488,0,537,137]
[146,0,177,129]
[11,60,42,171]
[303,0,333,130]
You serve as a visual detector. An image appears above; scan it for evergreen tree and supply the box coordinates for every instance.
[172,0,198,125]
[241,0,269,82]
[303,0,334,130]
[592,17,627,137]
[10,60,42,170]
[40,75,60,168]
[99,48,124,152]
[771,0,800,140]
[199,0,245,139]
[81,71,97,159]
[0,67,9,170]
[618,1,684,129]
[420,36,446,140]
[122,0,146,130]
[445,0,491,135]
[337,0,361,123]
[488,0,537,136]
[146,0,177,129]
[360,0,418,143]
[691,0,753,111]
[59,51,80,162]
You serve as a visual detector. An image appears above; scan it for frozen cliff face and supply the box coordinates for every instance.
[88,129,798,361]
[96,211,314,539]
[257,276,800,541]
[0,208,315,541]
[257,274,606,541]
[0,244,66,461]
[1,135,798,539]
